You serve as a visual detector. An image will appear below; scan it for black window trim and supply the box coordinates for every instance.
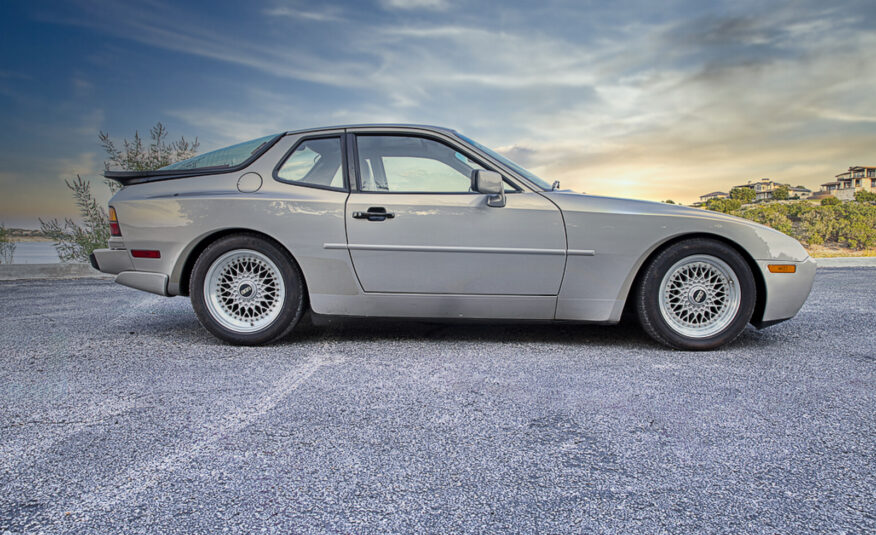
[272,134,350,192]
[349,132,523,195]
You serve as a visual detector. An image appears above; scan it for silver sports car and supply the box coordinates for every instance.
[92,124,816,350]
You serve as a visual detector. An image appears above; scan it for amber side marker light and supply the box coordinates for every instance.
[108,206,121,237]
[768,264,796,273]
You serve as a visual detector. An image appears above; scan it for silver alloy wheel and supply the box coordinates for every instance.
[658,254,741,339]
[204,249,286,333]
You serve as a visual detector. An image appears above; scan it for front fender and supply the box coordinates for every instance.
[544,193,811,323]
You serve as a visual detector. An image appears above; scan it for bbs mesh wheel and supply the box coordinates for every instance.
[190,234,305,345]
[636,238,756,350]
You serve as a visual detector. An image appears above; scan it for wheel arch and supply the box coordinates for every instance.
[170,228,308,303]
[619,232,767,326]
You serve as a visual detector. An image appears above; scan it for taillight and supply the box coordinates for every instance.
[108,206,121,236]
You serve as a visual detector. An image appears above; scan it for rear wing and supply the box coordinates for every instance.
[104,167,230,186]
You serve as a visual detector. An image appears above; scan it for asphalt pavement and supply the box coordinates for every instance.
[1,268,874,534]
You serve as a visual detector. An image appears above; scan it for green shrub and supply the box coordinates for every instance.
[0,224,15,264]
[724,200,875,250]
[730,187,755,204]
[799,206,838,245]
[836,203,876,249]
[854,190,876,203]
[821,196,841,206]
[737,203,793,235]
[706,198,742,213]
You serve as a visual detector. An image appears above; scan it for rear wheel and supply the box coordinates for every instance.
[190,234,305,345]
[636,238,755,350]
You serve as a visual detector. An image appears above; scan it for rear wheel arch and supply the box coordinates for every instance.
[620,232,766,326]
[174,229,308,306]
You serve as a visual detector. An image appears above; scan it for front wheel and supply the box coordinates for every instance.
[636,238,756,350]
[190,234,305,345]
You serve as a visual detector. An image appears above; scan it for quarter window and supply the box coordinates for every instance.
[356,136,487,193]
[276,137,345,190]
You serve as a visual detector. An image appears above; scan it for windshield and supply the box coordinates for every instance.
[161,134,279,171]
[457,133,553,191]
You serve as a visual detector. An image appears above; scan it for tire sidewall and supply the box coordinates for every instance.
[191,235,304,345]
[639,239,756,350]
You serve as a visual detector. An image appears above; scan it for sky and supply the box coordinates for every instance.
[1,0,875,228]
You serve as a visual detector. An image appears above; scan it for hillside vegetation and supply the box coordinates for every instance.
[706,195,876,251]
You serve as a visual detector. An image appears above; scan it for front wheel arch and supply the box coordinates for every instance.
[621,232,766,327]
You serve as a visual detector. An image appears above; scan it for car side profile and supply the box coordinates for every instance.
[91,124,816,350]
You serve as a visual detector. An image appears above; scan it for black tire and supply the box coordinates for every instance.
[635,238,756,350]
[190,234,306,345]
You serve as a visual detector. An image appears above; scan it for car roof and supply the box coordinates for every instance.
[283,124,459,136]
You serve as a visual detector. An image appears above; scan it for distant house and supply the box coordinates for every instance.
[732,179,810,202]
[699,191,728,203]
[819,166,876,200]
[788,185,812,198]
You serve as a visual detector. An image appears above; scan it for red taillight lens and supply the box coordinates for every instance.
[131,249,161,259]
[108,206,122,237]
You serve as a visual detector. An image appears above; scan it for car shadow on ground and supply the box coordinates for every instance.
[111,294,779,352]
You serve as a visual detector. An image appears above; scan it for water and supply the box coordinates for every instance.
[7,241,61,264]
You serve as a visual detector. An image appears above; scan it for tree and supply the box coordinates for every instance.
[41,123,198,262]
[821,196,841,206]
[662,199,676,204]
[40,177,111,262]
[99,122,198,193]
[730,187,755,204]
[772,185,789,201]
[0,224,15,264]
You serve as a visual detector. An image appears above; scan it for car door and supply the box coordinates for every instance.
[344,133,566,295]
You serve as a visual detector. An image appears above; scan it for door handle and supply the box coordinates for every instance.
[352,207,395,221]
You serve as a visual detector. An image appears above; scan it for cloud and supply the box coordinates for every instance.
[28,0,876,205]
[37,1,368,88]
[71,75,94,97]
[379,0,449,11]
[263,5,344,22]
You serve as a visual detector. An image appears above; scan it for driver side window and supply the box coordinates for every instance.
[356,135,486,193]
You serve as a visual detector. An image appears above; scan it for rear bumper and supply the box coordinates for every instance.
[115,271,169,296]
[756,256,817,325]
[91,248,134,275]
[91,248,168,296]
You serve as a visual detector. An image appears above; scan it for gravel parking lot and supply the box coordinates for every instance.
[1,268,874,534]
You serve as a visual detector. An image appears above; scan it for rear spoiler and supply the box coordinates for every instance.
[104,135,284,186]
[104,166,231,186]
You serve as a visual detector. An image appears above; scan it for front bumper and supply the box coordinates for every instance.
[756,256,817,325]
[91,248,168,296]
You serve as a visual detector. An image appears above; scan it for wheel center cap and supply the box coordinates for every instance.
[689,287,708,304]
[238,282,255,299]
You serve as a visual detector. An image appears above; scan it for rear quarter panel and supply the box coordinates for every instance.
[109,131,361,300]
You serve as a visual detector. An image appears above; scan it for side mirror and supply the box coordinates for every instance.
[471,169,506,207]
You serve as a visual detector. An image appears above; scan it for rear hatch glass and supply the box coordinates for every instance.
[161,134,280,171]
